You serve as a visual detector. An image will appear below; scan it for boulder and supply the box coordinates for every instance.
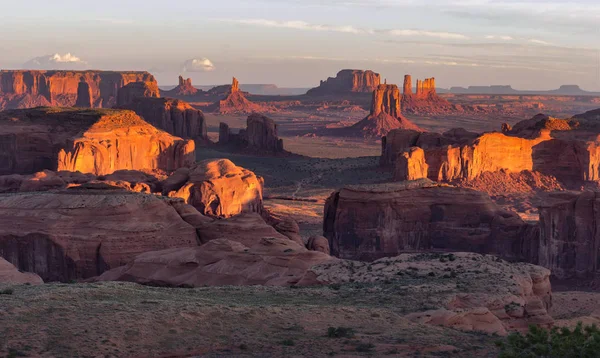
[119,97,207,140]
[323,179,532,261]
[307,236,330,255]
[166,159,264,218]
[0,107,195,175]
[0,257,43,285]
[307,69,380,95]
[0,70,157,109]
[0,188,199,282]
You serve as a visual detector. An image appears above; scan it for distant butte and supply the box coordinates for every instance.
[307,69,381,95]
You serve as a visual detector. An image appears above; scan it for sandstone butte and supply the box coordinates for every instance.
[348,84,423,138]
[163,75,200,96]
[115,80,160,106]
[0,70,158,109]
[0,107,195,176]
[306,69,381,95]
[208,77,265,114]
[383,111,600,188]
[165,158,265,218]
[323,178,600,279]
[400,74,453,115]
[219,113,286,154]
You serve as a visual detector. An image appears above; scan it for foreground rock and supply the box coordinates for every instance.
[347,84,422,138]
[0,70,157,109]
[119,97,208,140]
[307,69,380,95]
[219,113,286,154]
[324,180,532,261]
[0,107,195,175]
[0,188,198,281]
[0,257,43,285]
[96,236,334,287]
[308,252,553,334]
[166,159,264,218]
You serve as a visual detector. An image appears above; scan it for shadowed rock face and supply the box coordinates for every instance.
[324,180,533,261]
[537,191,600,279]
[75,80,92,108]
[119,97,207,140]
[0,70,157,109]
[246,113,284,152]
[307,69,380,95]
[116,81,160,106]
[0,107,195,175]
[166,159,264,218]
[0,189,198,281]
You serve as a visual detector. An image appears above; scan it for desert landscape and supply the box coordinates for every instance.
[1,2,600,357]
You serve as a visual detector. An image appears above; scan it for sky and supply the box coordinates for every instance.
[0,0,599,90]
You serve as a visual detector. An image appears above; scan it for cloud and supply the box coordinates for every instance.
[215,18,469,40]
[22,53,88,70]
[529,39,553,46]
[182,58,215,72]
[485,35,514,41]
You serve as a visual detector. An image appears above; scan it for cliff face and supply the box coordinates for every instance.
[0,70,158,109]
[218,114,286,154]
[349,84,422,138]
[307,69,381,95]
[0,107,195,176]
[116,81,160,106]
[118,97,207,140]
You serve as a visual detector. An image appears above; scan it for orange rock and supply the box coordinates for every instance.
[167,159,264,218]
[209,77,265,114]
[307,69,381,95]
[403,75,412,95]
[0,257,43,285]
[116,81,160,106]
[0,70,157,109]
[394,147,429,181]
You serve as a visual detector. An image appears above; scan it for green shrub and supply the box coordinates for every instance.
[327,326,355,338]
[497,323,600,358]
[0,288,14,295]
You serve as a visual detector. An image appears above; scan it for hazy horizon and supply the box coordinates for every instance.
[1,0,599,91]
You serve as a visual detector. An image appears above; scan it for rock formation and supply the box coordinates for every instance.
[0,188,199,281]
[118,97,207,140]
[324,179,533,261]
[307,236,330,255]
[166,159,264,218]
[0,107,195,175]
[0,257,43,285]
[537,191,600,279]
[394,147,428,181]
[348,84,422,137]
[116,81,160,106]
[208,77,264,114]
[307,69,381,95]
[165,76,199,96]
[401,74,452,114]
[218,114,287,154]
[75,79,92,108]
[381,112,600,187]
[0,70,157,109]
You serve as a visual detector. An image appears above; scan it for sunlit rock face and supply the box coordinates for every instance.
[307,69,381,95]
[0,107,195,176]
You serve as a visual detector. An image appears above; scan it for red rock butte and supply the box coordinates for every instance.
[208,77,266,114]
[0,70,158,109]
[401,74,453,114]
[307,69,381,95]
[0,107,195,175]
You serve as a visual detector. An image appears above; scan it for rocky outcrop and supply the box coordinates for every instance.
[165,76,199,96]
[208,77,264,114]
[537,191,600,279]
[166,159,264,218]
[349,84,422,138]
[116,81,160,106]
[0,257,43,285]
[401,74,452,114]
[0,70,157,109]
[307,236,330,255]
[0,107,195,175]
[394,147,428,181]
[218,114,287,154]
[382,113,600,187]
[0,188,199,281]
[118,97,207,140]
[307,69,380,95]
[323,180,533,261]
[75,79,92,108]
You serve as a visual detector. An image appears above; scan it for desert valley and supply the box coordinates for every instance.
[1,1,600,356]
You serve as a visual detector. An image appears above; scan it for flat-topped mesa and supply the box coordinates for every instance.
[306,69,381,95]
[118,97,207,141]
[403,75,413,95]
[0,107,195,175]
[0,70,157,109]
[116,81,160,106]
[349,84,422,138]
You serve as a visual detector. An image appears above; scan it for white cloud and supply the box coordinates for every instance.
[22,53,88,69]
[182,58,216,72]
[215,18,469,40]
[529,39,553,46]
[485,35,514,41]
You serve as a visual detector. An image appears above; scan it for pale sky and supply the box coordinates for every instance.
[1,0,599,90]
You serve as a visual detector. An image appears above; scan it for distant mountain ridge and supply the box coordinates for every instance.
[444,85,600,96]
[159,84,309,96]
